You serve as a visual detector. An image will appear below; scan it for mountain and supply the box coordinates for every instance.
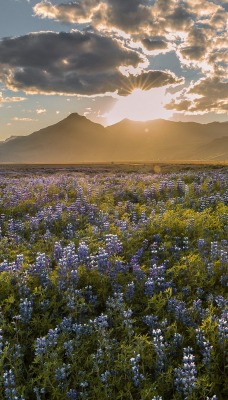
[194,136,228,160]
[106,119,228,161]
[0,113,228,162]
[0,113,108,163]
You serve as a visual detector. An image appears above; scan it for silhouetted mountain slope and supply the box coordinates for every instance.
[0,113,108,162]
[0,113,227,162]
[194,136,228,160]
[106,119,228,160]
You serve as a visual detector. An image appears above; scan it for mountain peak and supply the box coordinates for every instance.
[65,112,87,121]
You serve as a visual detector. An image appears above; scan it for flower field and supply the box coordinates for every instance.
[0,166,227,399]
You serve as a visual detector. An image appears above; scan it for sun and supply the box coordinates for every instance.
[106,87,173,125]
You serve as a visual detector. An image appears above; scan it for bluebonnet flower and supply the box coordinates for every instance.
[93,347,104,365]
[35,337,47,357]
[122,309,134,336]
[0,328,3,355]
[64,340,74,357]
[167,298,193,327]
[106,291,124,313]
[3,369,25,400]
[129,353,144,387]
[15,254,24,268]
[145,278,155,297]
[33,386,45,400]
[192,298,206,321]
[59,243,78,269]
[196,329,212,367]
[174,347,197,397]
[100,370,111,383]
[152,329,166,372]
[66,389,77,400]
[94,314,109,331]
[0,259,8,273]
[182,286,190,298]
[80,381,89,389]
[55,363,71,388]
[18,297,33,324]
[211,241,219,261]
[214,295,227,309]
[207,262,214,277]
[46,327,59,348]
[183,237,189,250]
[97,248,109,274]
[44,228,52,241]
[197,238,206,253]
[173,333,183,348]
[132,262,146,280]
[84,285,97,305]
[143,314,159,333]
[218,311,228,345]
[72,322,93,337]
[18,278,30,298]
[220,273,228,287]
[114,259,126,275]
[59,316,73,333]
[54,241,63,260]
[78,241,89,264]
[105,234,122,255]
[64,222,74,239]
[40,299,50,310]
[149,264,172,292]
[125,281,135,302]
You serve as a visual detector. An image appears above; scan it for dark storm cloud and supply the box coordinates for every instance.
[0,31,181,96]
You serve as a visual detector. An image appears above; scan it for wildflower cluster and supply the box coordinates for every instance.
[0,166,227,399]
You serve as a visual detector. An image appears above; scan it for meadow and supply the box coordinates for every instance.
[0,164,227,399]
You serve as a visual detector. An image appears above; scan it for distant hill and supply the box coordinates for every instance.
[194,136,228,160]
[0,113,228,162]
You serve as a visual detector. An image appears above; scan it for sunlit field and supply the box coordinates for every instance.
[0,164,227,399]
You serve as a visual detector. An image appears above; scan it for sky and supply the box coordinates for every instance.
[0,0,227,140]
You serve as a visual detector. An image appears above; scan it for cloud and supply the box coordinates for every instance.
[0,31,181,96]
[165,5,195,31]
[13,117,38,121]
[141,37,168,51]
[33,1,227,73]
[34,1,153,34]
[118,70,183,96]
[179,27,208,62]
[0,92,26,103]
[34,0,99,24]
[167,75,228,114]
[36,108,46,114]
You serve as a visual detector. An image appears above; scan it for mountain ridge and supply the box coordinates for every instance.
[0,113,228,162]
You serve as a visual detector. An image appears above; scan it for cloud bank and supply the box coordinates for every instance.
[0,31,182,96]
[0,0,227,116]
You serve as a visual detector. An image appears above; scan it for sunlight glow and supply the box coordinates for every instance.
[106,87,173,125]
